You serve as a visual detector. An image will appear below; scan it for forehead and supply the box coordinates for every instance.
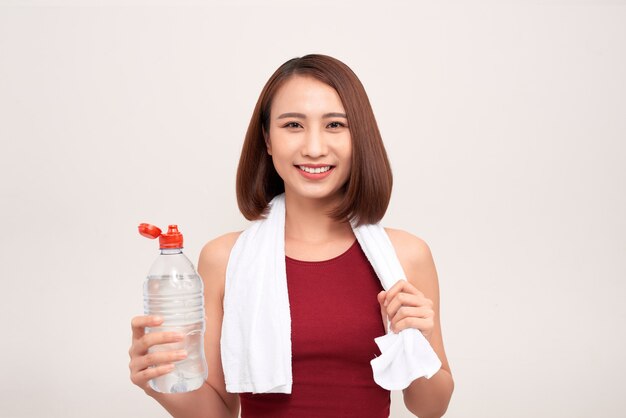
[271,75,345,115]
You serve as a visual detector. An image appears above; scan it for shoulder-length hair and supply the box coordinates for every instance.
[236,54,393,226]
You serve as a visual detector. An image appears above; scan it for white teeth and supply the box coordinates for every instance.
[299,165,331,174]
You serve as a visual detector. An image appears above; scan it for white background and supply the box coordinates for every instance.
[1,1,625,417]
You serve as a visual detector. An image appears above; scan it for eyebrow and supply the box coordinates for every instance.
[276,112,347,119]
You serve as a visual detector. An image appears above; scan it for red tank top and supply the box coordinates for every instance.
[239,240,391,418]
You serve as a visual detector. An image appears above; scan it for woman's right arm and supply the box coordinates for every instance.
[129,232,242,418]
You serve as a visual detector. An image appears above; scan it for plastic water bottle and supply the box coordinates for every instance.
[138,223,208,393]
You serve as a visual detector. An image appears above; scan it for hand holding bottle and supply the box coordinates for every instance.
[128,315,189,393]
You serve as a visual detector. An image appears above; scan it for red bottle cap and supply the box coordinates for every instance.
[138,223,184,249]
[138,223,161,239]
[160,225,183,249]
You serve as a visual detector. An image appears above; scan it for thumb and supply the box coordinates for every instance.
[377,290,386,305]
[377,291,389,333]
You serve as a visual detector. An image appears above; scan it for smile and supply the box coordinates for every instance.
[297,165,333,174]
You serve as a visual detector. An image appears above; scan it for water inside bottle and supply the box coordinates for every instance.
[144,273,207,393]
[146,322,206,393]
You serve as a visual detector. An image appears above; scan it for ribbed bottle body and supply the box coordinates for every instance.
[143,250,208,393]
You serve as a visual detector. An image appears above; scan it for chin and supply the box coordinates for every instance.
[285,184,345,202]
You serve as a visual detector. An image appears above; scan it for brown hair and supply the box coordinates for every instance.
[236,54,393,226]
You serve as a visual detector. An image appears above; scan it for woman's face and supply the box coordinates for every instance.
[266,75,352,203]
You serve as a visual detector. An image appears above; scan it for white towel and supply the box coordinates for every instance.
[221,193,441,394]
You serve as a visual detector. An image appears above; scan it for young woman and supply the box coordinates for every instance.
[129,54,453,417]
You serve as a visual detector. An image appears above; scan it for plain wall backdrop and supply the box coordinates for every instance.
[1,1,625,417]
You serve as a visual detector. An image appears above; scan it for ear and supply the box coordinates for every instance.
[263,129,272,155]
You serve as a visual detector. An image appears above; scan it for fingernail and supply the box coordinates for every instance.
[177,350,188,358]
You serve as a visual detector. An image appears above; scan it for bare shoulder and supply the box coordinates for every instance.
[199,231,242,266]
[384,227,434,269]
[198,231,243,289]
[384,227,438,290]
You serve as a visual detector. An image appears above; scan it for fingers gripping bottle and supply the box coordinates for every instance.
[138,223,208,393]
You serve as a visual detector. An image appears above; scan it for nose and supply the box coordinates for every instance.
[301,127,328,158]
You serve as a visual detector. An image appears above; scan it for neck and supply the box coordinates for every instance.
[283,192,353,245]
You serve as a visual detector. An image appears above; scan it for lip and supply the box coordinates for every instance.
[294,164,335,180]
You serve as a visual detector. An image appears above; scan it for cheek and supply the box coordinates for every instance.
[269,147,294,179]
[344,135,353,159]
[271,145,294,167]
[338,148,353,183]
[342,142,353,170]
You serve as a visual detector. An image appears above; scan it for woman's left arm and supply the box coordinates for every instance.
[380,228,454,418]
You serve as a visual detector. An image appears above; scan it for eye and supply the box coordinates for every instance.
[327,121,347,129]
[283,121,302,129]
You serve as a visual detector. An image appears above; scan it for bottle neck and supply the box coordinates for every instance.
[160,248,182,255]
